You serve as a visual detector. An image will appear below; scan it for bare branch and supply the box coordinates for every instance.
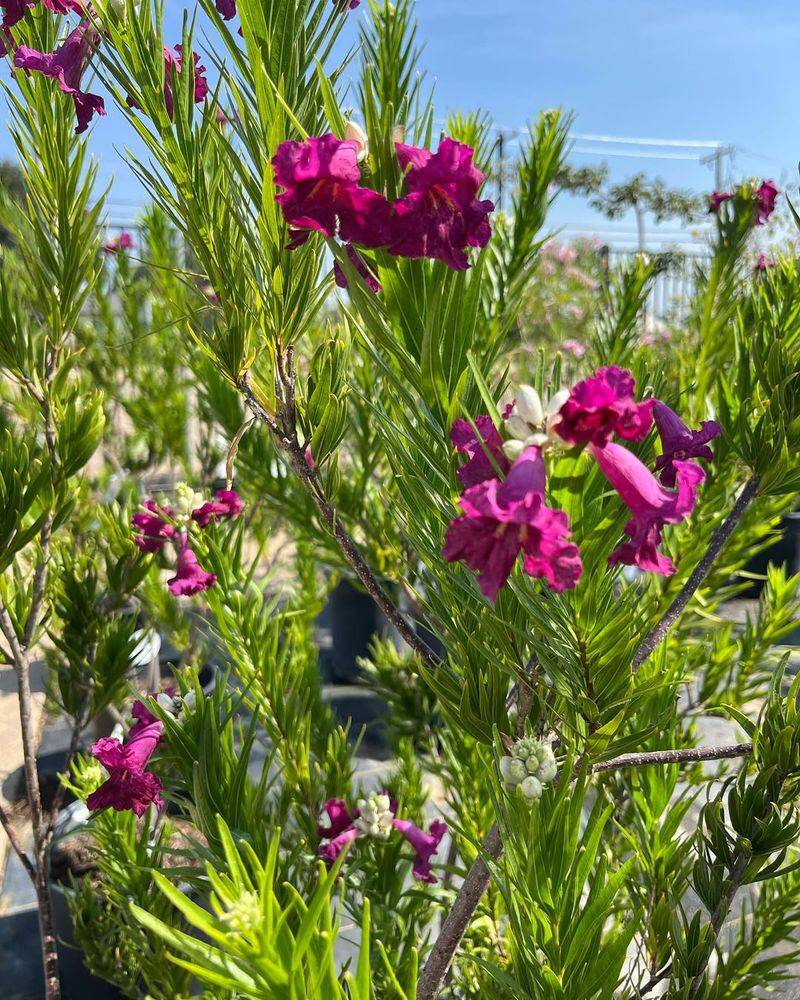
[633,476,760,671]
[0,801,36,885]
[590,742,752,773]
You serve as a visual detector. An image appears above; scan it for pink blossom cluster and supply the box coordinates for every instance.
[318,795,447,884]
[102,230,134,254]
[132,488,244,596]
[708,180,779,226]
[2,2,209,134]
[443,368,722,600]
[271,132,494,275]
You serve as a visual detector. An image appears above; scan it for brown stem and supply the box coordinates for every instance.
[46,690,92,838]
[590,742,752,773]
[0,600,61,998]
[639,962,672,997]
[417,823,503,1000]
[239,374,442,673]
[687,853,749,999]
[632,476,760,671]
[35,855,61,999]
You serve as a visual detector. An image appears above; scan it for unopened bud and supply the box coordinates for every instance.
[519,776,543,801]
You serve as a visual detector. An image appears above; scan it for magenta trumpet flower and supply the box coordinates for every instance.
[388,137,494,270]
[87,721,164,817]
[442,445,582,601]
[591,441,705,575]
[272,134,393,248]
[653,401,721,488]
[167,537,216,596]
[556,366,654,448]
[14,22,105,134]
[450,414,510,488]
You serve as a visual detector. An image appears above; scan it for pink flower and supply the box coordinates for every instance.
[708,191,732,214]
[167,537,216,596]
[388,137,494,271]
[590,442,705,575]
[556,366,655,448]
[755,180,779,225]
[320,825,361,862]
[215,0,236,17]
[442,446,582,601]
[191,489,245,528]
[87,721,164,817]
[163,45,208,119]
[333,243,382,293]
[450,414,509,488]
[1,0,84,30]
[317,795,447,883]
[554,244,577,265]
[128,699,159,739]
[14,22,105,134]
[103,230,134,254]
[333,0,360,8]
[132,501,177,553]
[562,339,587,358]
[653,401,721,488]
[272,134,392,248]
[318,798,354,839]
[756,252,776,271]
[391,817,447,884]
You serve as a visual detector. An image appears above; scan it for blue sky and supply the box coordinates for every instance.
[4,2,796,248]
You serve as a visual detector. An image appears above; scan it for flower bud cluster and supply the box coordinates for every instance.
[499,737,557,801]
[173,482,206,523]
[354,793,394,839]
[155,689,197,721]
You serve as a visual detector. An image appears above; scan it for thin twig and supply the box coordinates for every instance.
[632,476,760,671]
[239,372,443,673]
[639,961,673,997]
[590,742,752,773]
[46,688,93,840]
[0,800,36,884]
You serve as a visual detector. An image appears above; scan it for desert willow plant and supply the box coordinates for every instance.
[6,0,800,997]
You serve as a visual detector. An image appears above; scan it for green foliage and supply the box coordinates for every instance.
[131,816,373,999]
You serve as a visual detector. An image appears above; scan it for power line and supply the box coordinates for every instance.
[568,132,725,149]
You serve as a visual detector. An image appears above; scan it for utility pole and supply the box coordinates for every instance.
[496,129,505,213]
[701,144,733,191]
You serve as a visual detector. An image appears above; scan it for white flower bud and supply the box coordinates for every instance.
[545,388,570,417]
[156,692,175,713]
[538,754,558,784]
[526,432,550,447]
[344,121,368,161]
[182,689,197,713]
[499,755,516,783]
[515,385,544,426]
[525,757,539,775]
[506,414,532,440]
[354,793,394,838]
[173,482,205,519]
[502,439,526,461]
[519,776,543,801]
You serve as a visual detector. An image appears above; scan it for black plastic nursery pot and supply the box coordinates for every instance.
[325,577,386,683]
[740,512,800,597]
